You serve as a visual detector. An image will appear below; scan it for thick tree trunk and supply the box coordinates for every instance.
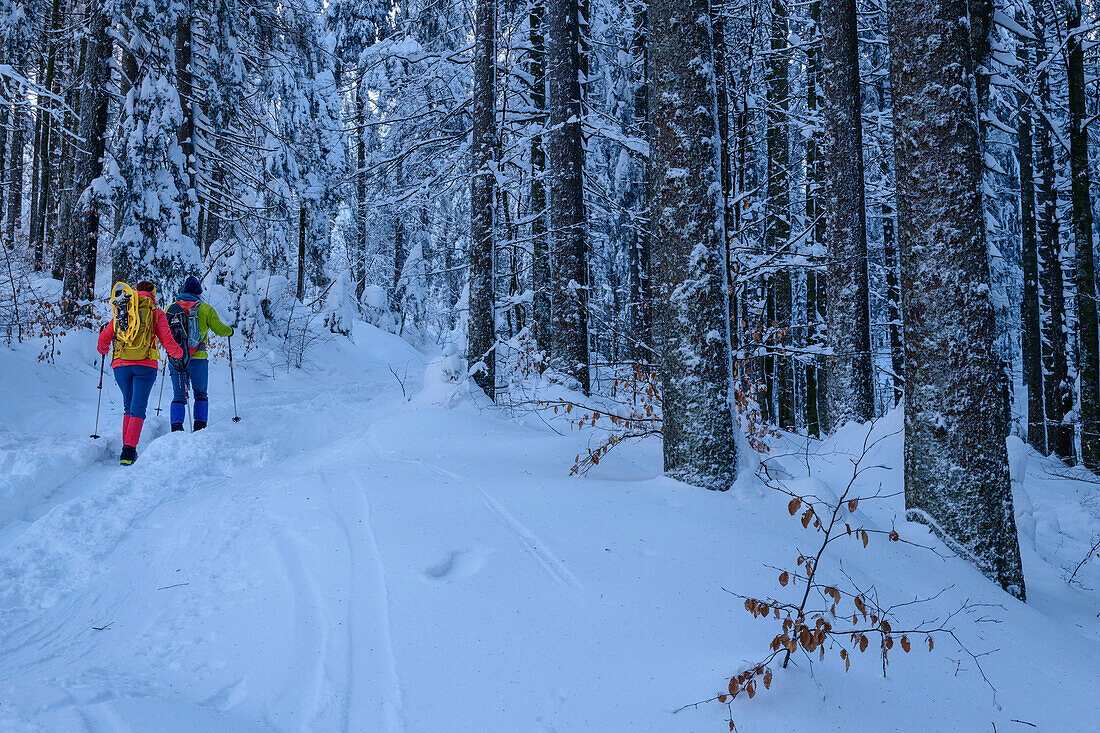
[1066,0,1100,469]
[468,0,497,399]
[1035,18,1074,463]
[547,0,590,392]
[529,0,551,354]
[648,0,738,490]
[1017,26,1044,452]
[823,0,873,427]
[888,0,1025,598]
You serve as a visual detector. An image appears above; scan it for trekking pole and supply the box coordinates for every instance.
[229,334,241,422]
[91,354,105,439]
[155,362,167,416]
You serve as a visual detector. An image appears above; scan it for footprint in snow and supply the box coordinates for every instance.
[425,549,487,582]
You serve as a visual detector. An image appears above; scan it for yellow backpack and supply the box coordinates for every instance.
[111,282,159,361]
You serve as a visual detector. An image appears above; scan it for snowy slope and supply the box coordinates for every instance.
[1,324,1098,732]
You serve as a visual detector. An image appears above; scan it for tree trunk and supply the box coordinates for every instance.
[888,0,1025,598]
[296,204,306,301]
[63,0,111,313]
[883,199,904,406]
[766,0,794,429]
[648,0,738,490]
[1066,0,1100,469]
[804,0,822,438]
[1017,23,1044,452]
[355,83,367,302]
[176,9,196,242]
[547,0,590,392]
[1035,16,1074,463]
[628,0,650,360]
[823,0,873,427]
[529,0,551,354]
[31,0,63,272]
[5,108,24,250]
[468,0,497,399]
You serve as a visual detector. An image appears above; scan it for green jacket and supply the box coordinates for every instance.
[175,296,233,359]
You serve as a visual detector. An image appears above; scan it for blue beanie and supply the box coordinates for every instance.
[183,276,203,296]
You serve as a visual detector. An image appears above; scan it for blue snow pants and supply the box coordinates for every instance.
[170,358,210,424]
[113,365,158,419]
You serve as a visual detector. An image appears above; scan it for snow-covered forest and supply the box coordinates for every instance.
[2,0,1100,729]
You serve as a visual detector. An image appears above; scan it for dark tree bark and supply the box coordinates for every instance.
[1016,24,1044,452]
[31,0,63,272]
[468,0,497,399]
[804,0,823,438]
[355,83,367,302]
[1035,17,1074,463]
[822,0,873,427]
[648,0,738,490]
[5,100,25,251]
[296,204,306,301]
[63,0,111,312]
[547,0,590,392]
[888,0,1025,598]
[529,0,551,354]
[1066,0,1100,469]
[765,0,794,429]
[176,9,196,242]
[628,0,651,360]
[883,201,903,405]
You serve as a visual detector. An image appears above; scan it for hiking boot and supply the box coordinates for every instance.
[120,445,138,465]
[193,421,207,432]
[171,423,184,432]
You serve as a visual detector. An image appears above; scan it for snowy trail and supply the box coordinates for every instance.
[2,324,1100,731]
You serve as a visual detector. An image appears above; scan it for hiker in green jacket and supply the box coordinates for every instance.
[166,276,234,431]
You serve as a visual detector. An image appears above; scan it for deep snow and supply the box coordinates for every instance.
[1,321,1099,732]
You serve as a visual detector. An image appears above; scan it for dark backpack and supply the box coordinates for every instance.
[165,303,193,371]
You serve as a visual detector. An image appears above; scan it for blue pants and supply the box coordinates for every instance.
[114,365,158,419]
[170,358,210,424]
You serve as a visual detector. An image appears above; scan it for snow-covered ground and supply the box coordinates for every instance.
[2,321,1099,731]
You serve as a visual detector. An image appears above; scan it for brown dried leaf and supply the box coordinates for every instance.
[848,498,858,513]
[779,571,789,587]
[763,669,773,689]
[788,497,801,515]
[901,636,911,653]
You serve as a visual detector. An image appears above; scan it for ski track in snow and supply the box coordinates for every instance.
[364,434,581,592]
[326,470,405,733]
[477,489,582,592]
[272,529,330,726]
